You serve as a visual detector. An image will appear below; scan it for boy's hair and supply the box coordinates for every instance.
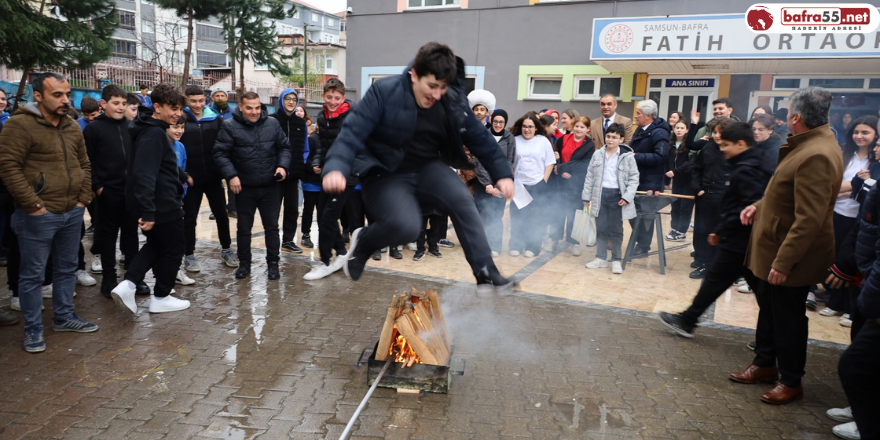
[139,84,149,91]
[80,96,100,114]
[126,92,141,106]
[720,122,755,146]
[412,42,457,84]
[709,117,735,134]
[170,118,186,128]
[322,78,345,95]
[240,91,261,103]
[712,97,733,109]
[184,85,206,97]
[151,83,186,107]
[605,122,627,139]
[101,84,127,102]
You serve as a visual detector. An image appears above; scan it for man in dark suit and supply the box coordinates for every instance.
[590,94,633,147]
[734,86,843,405]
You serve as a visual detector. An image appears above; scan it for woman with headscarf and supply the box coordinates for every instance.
[474,109,516,256]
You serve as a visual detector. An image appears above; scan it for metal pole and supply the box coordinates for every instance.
[303,24,308,88]
[339,357,393,440]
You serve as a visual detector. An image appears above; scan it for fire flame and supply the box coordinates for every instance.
[389,328,422,367]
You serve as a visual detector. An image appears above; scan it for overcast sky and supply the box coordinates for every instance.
[306,0,347,14]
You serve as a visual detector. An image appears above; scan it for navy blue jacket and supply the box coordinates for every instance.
[322,58,513,184]
[856,185,880,318]
[714,147,772,254]
[630,118,670,191]
[180,106,224,185]
[213,107,292,188]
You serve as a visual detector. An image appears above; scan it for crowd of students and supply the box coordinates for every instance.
[1,46,879,438]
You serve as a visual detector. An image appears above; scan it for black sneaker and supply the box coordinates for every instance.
[235,263,251,279]
[658,312,695,339]
[371,250,381,261]
[136,282,151,296]
[209,213,216,220]
[632,247,649,257]
[389,247,402,259]
[227,210,237,219]
[427,249,442,258]
[747,341,757,351]
[100,281,114,299]
[301,235,314,248]
[344,228,368,281]
[438,239,454,248]
[689,267,706,279]
[281,241,303,254]
[268,263,280,280]
[690,251,696,257]
[413,250,425,261]
[475,268,515,294]
[805,297,817,311]
[690,260,701,269]
[85,225,95,235]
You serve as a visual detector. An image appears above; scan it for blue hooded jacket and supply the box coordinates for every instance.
[270,88,308,179]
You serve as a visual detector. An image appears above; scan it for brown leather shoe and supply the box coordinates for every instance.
[728,364,779,384]
[760,383,803,405]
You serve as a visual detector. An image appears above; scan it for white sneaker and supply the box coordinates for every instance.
[111,281,138,314]
[611,261,623,274]
[737,284,753,293]
[586,258,609,269]
[491,251,500,257]
[76,270,97,286]
[148,295,191,313]
[832,421,860,440]
[819,307,843,317]
[509,250,520,257]
[41,285,53,298]
[303,263,339,281]
[827,406,854,423]
[329,254,348,272]
[407,242,418,251]
[11,297,43,311]
[90,255,103,274]
[523,251,535,258]
[571,245,582,257]
[840,314,853,328]
[176,270,196,286]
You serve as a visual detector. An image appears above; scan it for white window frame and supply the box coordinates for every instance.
[369,74,392,85]
[292,9,299,19]
[327,18,335,26]
[325,53,333,70]
[312,12,319,22]
[196,49,228,68]
[141,46,156,61]
[772,75,880,92]
[407,0,461,10]
[142,19,155,35]
[527,75,563,100]
[572,75,624,101]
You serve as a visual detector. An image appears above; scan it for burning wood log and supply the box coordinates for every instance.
[377,288,451,368]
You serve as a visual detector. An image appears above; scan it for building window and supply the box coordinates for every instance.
[165,50,184,67]
[573,76,623,100]
[773,78,801,89]
[197,50,227,68]
[293,9,299,19]
[408,0,460,9]
[112,39,137,59]
[528,76,563,99]
[340,21,346,32]
[118,10,136,30]
[142,20,155,35]
[808,78,866,89]
[325,54,333,70]
[870,79,880,89]
[327,18,335,26]
[141,46,156,62]
[196,24,223,42]
[164,23,187,40]
[312,12,319,22]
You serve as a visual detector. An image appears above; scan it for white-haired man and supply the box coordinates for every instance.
[628,99,670,255]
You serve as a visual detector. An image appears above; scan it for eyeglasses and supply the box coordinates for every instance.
[283,97,298,103]
[521,125,536,129]
[492,120,505,125]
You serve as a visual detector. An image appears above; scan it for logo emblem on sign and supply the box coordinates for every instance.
[604,24,634,53]
[746,5,775,30]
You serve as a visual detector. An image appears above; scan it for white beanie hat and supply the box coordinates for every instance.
[467,89,496,112]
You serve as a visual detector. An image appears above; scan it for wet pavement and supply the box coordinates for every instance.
[0,203,853,439]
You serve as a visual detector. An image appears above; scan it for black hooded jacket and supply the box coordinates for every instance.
[126,106,184,224]
[322,59,513,184]
[83,113,132,195]
[714,147,772,253]
[630,118,670,191]
[179,107,224,185]
[213,106,292,188]
[271,106,307,180]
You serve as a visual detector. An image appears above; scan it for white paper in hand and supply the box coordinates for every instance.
[513,180,533,209]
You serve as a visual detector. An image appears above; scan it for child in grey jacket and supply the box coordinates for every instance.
[582,123,640,274]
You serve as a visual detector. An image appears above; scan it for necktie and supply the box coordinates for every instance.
[603,118,610,132]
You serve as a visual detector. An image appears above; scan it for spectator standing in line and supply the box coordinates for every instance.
[664,115,694,242]
[110,83,192,314]
[301,114,321,248]
[509,113,557,258]
[209,89,236,218]
[590,94,633,148]
[0,73,99,353]
[213,92,291,280]
[137,84,152,108]
[76,96,100,131]
[628,99,670,256]
[551,115,595,256]
[271,88,308,255]
[475,108,515,257]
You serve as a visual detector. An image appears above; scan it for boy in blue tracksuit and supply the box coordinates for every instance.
[167,119,189,199]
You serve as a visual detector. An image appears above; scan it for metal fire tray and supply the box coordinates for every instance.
[358,342,465,394]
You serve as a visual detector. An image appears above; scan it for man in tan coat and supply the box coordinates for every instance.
[0,73,98,354]
[590,94,633,147]
[733,86,843,405]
